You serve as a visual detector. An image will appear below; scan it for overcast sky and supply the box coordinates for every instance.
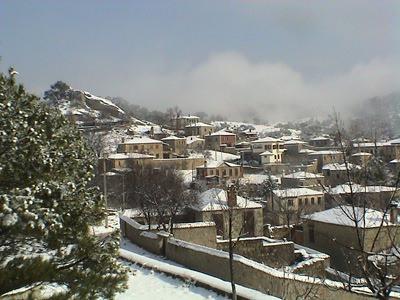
[1,1,399,121]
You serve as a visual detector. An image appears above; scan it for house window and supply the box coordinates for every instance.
[273,145,277,150]
[298,198,303,206]
[317,197,322,205]
[311,197,315,205]
[309,224,315,243]
[326,170,331,176]
[288,199,294,207]
[305,198,309,205]
[274,155,277,159]
[229,169,233,176]
[235,169,238,176]
[216,170,220,176]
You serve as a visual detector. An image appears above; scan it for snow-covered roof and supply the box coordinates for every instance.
[186,136,205,144]
[353,142,385,148]
[241,174,276,185]
[162,135,185,141]
[308,150,342,156]
[274,188,323,198]
[185,122,213,128]
[201,161,241,169]
[322,163,360,171]
[282,171,323,179]
[284,140,306,145]
[260,151,273,156]
[310,136,330,141]
[178,115,199,119]
[351,152,372,157]
[252,137,281,143]
[209,130,236,136]
[121,136,162,144]
[195,188,262,211]
[299,149,316,154]
[329,183,397,194]
[108,153,155,159]
[303,206,392,228]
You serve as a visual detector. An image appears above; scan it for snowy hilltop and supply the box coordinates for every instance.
[44,81,126,124]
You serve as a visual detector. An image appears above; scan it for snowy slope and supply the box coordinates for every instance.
[50,86,126,123]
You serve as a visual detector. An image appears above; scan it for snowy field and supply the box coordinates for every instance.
[116,261,228,300]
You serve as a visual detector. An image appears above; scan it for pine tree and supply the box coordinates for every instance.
[0,68,127,299]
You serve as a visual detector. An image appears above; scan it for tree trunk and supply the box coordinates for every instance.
[228,209,237,300]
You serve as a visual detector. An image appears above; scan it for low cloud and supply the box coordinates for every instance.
[128,52,400,122]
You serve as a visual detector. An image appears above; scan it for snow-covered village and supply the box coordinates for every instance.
[1,1,400,300]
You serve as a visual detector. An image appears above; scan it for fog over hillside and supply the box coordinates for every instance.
[120,53,400,122]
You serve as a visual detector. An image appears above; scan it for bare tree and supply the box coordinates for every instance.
[318,114,400,299]
[129,167,198,232]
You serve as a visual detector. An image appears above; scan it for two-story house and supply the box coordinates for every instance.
[205,131,236,151]
[117,136,163,158]
[184,122,214,138]
[251,137,285,164]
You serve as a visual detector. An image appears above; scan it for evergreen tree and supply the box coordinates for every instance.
[43,80,70,105]
[0,69,127,298]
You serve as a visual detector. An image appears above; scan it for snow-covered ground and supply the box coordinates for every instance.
[119,240,280,300]
[116,261,228,300]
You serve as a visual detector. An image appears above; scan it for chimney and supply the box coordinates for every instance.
[227,184,237,207]
[390,202,399,224]
[204,160,207,168]
[122,137,125,143]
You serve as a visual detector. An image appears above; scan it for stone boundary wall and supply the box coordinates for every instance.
[165,238,376,300]
[216,237,295,268]
[120,216,394,300]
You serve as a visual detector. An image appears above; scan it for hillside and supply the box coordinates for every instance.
[44,81,126,124]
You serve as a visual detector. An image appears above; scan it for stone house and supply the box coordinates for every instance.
[196,161,243,183]
[308,150,343,172]
[184,122,214,138]
[117,136,163,159]
[309,136,332,148]
[281,171,324,189]
[282,140,307,164]
[325,183,399,210]
[99,152,155,172]
[204,131,236,151]
[322,163,361,187]
[172,115,200,130]
[303,206,399,273]
[186,136,205,150]
[267,188,325,226]
[161,135,187,156]
[251,137,285,164]
[350,152,372,165]
[353,140,400,163]
[190,187,264,239]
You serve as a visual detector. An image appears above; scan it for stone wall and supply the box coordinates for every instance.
[217,237,295,268]
[165,238,375,300]
[120,215,165,255]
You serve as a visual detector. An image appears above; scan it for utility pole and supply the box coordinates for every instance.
[103,153,108,227]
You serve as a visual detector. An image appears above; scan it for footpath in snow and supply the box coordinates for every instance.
[119,239,280,300]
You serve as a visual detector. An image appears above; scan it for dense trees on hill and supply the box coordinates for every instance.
[0,69,127,298]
